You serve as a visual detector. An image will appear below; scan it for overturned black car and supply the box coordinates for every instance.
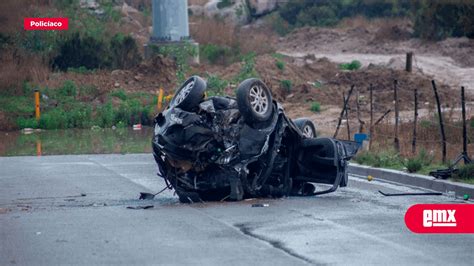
[152,76,358,203]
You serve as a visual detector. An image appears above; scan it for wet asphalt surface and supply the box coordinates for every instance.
[0,154,473,265]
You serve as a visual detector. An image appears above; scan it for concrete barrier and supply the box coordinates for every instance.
[348,163,474,198]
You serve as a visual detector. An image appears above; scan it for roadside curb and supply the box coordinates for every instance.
[348,163,474,198]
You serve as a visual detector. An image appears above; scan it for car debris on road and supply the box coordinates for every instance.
[152,76,359,203]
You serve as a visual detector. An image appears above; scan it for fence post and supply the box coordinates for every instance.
[406,52,413,72]
[157,88,164,112]
[461,86,468,160]
[334,85,354,138]
[34,89,41,121]
[412,88,418,154]
[343,92,351,140]
[431,80,447,163]
[356,87,364,132]
[393,80,400,152]
[369,84,373,150]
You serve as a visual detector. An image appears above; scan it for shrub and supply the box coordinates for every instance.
[454,164,474,180]
[109,34,142,69]
[280,80,292,93]
[201,44,225,64]
[201,44,239,65]
[339,60,361,71]
[233,52,258,83]
[39,108,68,129]
[95,102,115,128]
[354,149,403,169]
[404,158,423,173]
[52,33,109,71]
[206,74,228,96]
[310,101,321,112]
[278,1,411,28]
[110,89,127,101]
[276,60,285,70]
[58,80,77,97]
[414,2,474,40]
[16,117,38,129]
[268,14,293,36]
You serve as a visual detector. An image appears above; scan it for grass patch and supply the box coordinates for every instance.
[355,148,450,176]
[402,149,434,173]
[310,101,321,113]
[9,86,157,130]
[354,149,404,170]
[339,60,361,71]
[453,164,474,180]
[276,60,285,70]
[206,74,228,96]
[110,89,128,100]
[280,80,292,93]
[233,52,258,83]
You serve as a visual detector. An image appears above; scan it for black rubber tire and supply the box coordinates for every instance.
[293,118,317,138]
[236,78,273,124]
[171,76,206,111]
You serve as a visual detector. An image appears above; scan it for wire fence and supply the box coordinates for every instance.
[334,79,472,163]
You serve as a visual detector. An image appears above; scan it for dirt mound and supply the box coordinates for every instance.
[208,53,457,112]
[40,55,178,99]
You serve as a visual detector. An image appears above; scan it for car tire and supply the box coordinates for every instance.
[293,118,317,138]
[171,76,206,111]
[236,78,273,125]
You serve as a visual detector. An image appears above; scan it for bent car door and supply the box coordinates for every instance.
[295,138,356,194]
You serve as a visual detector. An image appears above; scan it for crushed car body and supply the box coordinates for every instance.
[152,76,359,203]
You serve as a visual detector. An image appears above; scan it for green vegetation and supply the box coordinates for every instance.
[268,13,293,36]
[1,80,158,130]
[280,80,292,93]
[276,60,285,70]
[217,0,234,9]
[201,44,240,65]
[453,164,474,182]
[355,148,447,175]
[414,2,474,40]
[310,101,321,113]
[355,149,404,169]
[152,42,198,83]
[403,149,434,173]
[206,74,228,96]
[233,52,258,83]
[339,60,362,71]
[278,0,411,28]
[277,1,474,40]
[52,33,141,71]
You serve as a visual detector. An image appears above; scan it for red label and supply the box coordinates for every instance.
[24,18,68,30]
[405,204,474,234]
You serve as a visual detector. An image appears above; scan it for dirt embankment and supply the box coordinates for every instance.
[39,55,178,98]
[277,19,474,90]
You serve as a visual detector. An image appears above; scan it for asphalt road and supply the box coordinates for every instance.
[0,154,472,266]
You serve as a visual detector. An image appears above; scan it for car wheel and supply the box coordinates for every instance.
[236,78,273,125]
[171,76,206,111]
[293,118,317,138]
